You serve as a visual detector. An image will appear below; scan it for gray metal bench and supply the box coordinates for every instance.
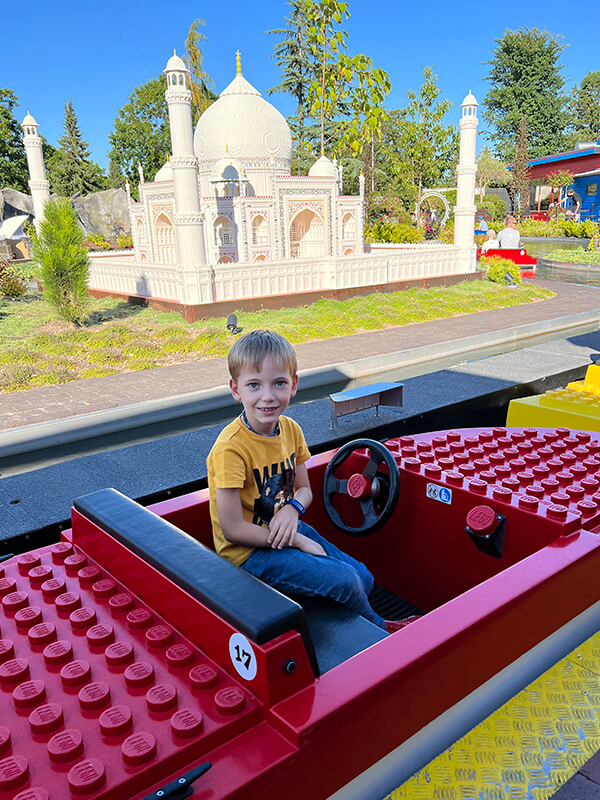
[329,382,404,427]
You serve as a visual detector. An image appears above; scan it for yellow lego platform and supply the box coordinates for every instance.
[390,631,600,799]
[507,363,600,431]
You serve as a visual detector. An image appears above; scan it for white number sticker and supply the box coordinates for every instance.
[229,633,257,681]
[426,483,452,504]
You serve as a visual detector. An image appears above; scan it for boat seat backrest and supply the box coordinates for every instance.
[73,488,319,674]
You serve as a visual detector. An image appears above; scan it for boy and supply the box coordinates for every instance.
[207,329,398,632]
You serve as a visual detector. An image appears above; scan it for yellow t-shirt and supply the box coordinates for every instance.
[207,415,311,566]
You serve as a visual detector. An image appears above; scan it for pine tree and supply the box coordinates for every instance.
[32,197,90,325]
[267,0,317,153]
[567,71,600,146]
[48,100,106,197]
[107,159,125,190]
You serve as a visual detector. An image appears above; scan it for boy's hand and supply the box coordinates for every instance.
[295,533,327,557]
[267,504,299,549]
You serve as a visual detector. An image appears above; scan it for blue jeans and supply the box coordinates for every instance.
[241,521,386,630]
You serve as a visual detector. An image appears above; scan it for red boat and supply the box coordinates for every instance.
[1,426,600,799]
[476,247,538,279]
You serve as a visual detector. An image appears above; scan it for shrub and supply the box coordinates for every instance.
[477,194,506,223]
[31,198,91,326]
[544,247,600,264]
[365,221,424,244]
[117,235,133,249]
[519,218,562,237]
[479,255,522,285]
[0,258,26,297]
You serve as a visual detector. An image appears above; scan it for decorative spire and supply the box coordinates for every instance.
[236,50,241,76]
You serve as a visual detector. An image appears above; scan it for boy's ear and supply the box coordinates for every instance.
[230,378,242,402]
[290,374,299,397]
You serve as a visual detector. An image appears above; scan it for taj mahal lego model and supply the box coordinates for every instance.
[22,52,480,321]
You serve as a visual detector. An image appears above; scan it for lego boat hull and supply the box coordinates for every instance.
[1,426,600,800]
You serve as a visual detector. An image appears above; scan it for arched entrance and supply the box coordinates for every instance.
[289,208,325,259]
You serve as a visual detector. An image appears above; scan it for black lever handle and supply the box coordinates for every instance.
[140,762,212,800]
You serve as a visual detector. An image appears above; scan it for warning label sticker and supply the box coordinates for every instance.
[426,483,452,504]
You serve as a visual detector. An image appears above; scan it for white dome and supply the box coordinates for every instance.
[308,155,337,178]
[154,160,173,182]
[194,73,292,168]
[22,112,37,126]
[165,53,187,73]
[461,91,478,107]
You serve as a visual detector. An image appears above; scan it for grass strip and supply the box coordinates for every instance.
[0,281,554,392]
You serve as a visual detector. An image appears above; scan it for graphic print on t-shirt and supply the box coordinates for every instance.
[252,454,296,525]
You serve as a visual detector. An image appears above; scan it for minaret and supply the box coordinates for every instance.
[21,113,50,231]
[453,91,478,269]
[164,52,206,267]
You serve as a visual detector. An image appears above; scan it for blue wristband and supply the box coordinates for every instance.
[286,498,305,518]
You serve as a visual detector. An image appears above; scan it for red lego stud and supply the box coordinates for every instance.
[68,758,106,794]
[47,729,84,763]
[347,473,371,499]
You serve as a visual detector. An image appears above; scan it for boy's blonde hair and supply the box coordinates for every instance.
[228,330,297,382]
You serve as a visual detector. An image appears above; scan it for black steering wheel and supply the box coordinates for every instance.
[323,439,400,536]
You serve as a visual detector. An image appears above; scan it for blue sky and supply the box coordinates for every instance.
[3,0,596,169]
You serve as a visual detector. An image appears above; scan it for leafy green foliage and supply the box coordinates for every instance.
[31,198,90,325]
[47,100,107,197]
[0,258,29,297]
[546,169,575,188]
[477,194,506,224]
[108,74,171,194]
[268,0,317,153]
[483,28,570,160]
[510,116,530,221]
[184,18,216,123]
[364,221,424,243]
[0,89,29,191]
[476,147,510,202]
[518,218,598,238]
[107,159,125,189]
[567,70,600,145]
[480,255,522,285]
[303,0,391,157]
[377,68,458,204]
[544,246,600,264]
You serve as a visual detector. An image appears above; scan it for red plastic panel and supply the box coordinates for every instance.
[0,544,262,800]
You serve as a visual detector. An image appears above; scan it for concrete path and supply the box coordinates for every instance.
[1,279,599,432]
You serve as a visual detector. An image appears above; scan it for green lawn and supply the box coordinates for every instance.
[0,281,554,392]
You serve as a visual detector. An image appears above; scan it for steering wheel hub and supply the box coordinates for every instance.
[323,439,401,536]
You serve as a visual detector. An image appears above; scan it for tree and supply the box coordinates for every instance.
[32,197,90,325]
[567,70,600,145]
[47,100,106,197]
[267,0,317,154]
[382,67,458,203]
[510,116,531,221]
[304,0,391,157]
[107,159,126,189]
[184,18,216,123]
[483,28,570,160]
[108,74,171,194]
[476,147,510,201]
[0,89,29,192]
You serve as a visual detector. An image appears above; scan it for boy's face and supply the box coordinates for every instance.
[230,357,298,436]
